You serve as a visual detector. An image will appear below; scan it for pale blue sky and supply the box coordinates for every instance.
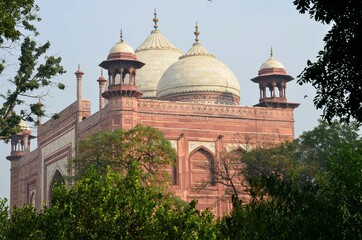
[0,0,330,200]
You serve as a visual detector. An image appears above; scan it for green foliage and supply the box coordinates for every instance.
[0,0,65,140]
[220,120,362,239]
[0,0,39,46]
[293,0,362,123]
[74,125,176,186]
[0,166,218,239]
[0,198,9,240]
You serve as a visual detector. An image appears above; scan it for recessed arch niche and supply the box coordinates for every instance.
[189,147,215,186]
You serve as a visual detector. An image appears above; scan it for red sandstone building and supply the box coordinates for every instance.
[6,13,299,217]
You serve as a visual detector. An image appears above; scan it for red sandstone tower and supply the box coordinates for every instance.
[98,31,145,130]
[6,121,36,208]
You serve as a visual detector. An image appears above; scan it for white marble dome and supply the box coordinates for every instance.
[135,13,183,98]
[19,120,30,131]
[157,26,240,104]
[136,30,182,98]
[259,50,285,70]
[109,39,135,55]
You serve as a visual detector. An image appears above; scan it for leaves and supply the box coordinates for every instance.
[0,0,65,141]
[220,120,362,239]
[74,125,176,186]
[293,0,362,123]
[0,167,218,240]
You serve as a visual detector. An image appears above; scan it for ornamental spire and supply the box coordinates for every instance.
[270,47,273,57]
[194,21,200,43]
[120,29,123,42]
[153,9,159,30]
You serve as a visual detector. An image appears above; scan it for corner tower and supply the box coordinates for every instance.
[99,31,145,130]
[251,48,299,109]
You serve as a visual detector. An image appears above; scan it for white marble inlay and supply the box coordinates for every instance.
[188,141,215,155]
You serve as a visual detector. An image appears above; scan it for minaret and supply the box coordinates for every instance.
[99,30,144,99]
[97,69,107,110]
[36,97,43,125]
[6,121,35,161]
[251,48,299,109]
[74,65,84,101]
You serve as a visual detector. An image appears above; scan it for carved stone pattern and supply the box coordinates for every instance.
[108,98,136,110]
[138,99,294,120]
[164,93,238,104]
[188,141,215,155]
[226,143,253,152]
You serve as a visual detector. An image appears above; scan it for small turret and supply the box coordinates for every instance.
[251,48,299,109]
[6,121,35,161]
[74,65,84,101]
[97,69,107,110]
[99,30,145,99]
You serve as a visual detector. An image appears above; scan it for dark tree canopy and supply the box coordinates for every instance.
[293,0,362,123]
[0,0,65,140]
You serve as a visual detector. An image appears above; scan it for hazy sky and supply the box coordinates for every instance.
[0,0,331,200]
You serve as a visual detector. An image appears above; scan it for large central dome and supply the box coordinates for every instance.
[157,23,240,105]
[135,11,183,98]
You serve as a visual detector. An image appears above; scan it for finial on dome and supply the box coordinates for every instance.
[78,64,80,70]
[270,47,273,57]
[101,68,103,76]
[194,21,200,43]
[120,29,123,42]
[153,9,159,30]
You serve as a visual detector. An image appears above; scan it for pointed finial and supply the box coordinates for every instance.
[120,29,123,42]
[78,64,80,70]
[101,68,103,76]
[153,9,159,30]
[270,47,273,57]
[194,21,200,43]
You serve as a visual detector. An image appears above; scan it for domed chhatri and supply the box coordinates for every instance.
[135,10,183,98]
[251,48,299,109]
[99,31,145,99]
[157,22,240,105]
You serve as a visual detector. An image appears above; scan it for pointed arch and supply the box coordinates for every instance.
[29,191,36,207]
[49,169,65,206]
[189,147,216,186]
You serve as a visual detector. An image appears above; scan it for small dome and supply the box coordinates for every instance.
[258,49,288,76]
[259,56,285,70]
[157,23,240,105]
[259,48,285,70]
[100,32,142,68]
[19,120,30,131]
[109,40,135,55]
[135,11,183,98]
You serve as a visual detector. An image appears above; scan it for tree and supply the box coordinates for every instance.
[293,0,362,123]
[0,166,218,240]
[73,125,176,186]
[0,0,65,140]
[219,120,362,239]
[0,198,9,239]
